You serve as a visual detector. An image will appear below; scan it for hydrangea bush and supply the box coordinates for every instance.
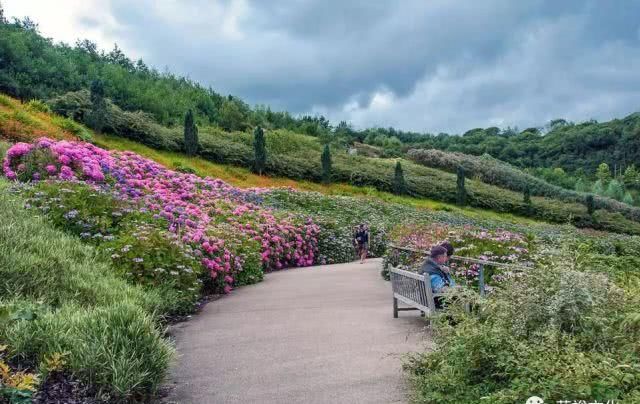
[3,138,320,300]
[383,223,533,287]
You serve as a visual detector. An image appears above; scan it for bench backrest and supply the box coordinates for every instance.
[390,267,436,312]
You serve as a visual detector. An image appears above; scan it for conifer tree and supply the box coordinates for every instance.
[523,185,531,205]
[253,126,267,175]
[321,144,332,184]
[456,165,467,206]
[585,194,595,215]
[183,109,199,156]
[393,161,406,195]
[88,79,107,132]
[596,162,611,184]
[623,192,634,206]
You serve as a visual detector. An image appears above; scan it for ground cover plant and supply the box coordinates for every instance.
[0,178,173,402]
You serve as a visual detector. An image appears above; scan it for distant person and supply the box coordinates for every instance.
[353,223,369,264]
[419,245,456,308]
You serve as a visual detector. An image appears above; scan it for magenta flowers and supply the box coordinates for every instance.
[4,138,320,293]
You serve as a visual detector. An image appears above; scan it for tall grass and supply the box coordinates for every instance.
[0,178,173,400]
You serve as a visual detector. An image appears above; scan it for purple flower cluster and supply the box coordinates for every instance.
[4,138,320,293]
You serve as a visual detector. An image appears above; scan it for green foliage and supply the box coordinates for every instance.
[321,144,332,184]
[253,126,266,175]
[624,165,639,189]
[596,162,611,184]
[409,148,640,224]
[393,161,406,195]
[574,177,589,192]
[606,179,625,201]
[523,185,531,205]
[406,261,639,403]
[87,79,107,132]
[0,179,173,399]
[4,302,172,400]
[592,179,605,196]
[218,98,248,131]
[48,90,179,150]
[586,194,595,215]
[18,181,201,316]
[102,221,203,315]
[183,109,199,156]
[456,165,466,206]
[50,115,92,141]
[623,192,634,205]
[25,99,51,113]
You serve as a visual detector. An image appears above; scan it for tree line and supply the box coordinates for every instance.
[1,15,639,191]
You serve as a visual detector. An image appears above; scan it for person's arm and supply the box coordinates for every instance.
[430,274,446,293]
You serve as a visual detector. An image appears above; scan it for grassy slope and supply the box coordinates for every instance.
[0,92,612,229]
[93,133,541,226]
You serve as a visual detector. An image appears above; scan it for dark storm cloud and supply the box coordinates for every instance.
[89,0,640,133]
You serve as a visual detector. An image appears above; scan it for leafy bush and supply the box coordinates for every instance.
[102,221,203,315]
[0,179,173,399]
[406,261,639,403]
[409,148,640,222]
[25,99,51,114]
[4,302,172,401]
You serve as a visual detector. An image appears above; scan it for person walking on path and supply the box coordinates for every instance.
[353,224,370,264]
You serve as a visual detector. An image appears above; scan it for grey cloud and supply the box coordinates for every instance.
[82,0,640,133]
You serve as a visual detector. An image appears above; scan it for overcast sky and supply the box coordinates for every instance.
[4,0,640,133]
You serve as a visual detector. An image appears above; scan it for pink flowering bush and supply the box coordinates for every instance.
[4,138,320,299]
[384,223,533,287]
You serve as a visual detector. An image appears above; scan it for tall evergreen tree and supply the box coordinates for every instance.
[253,126,267,175]
[623,165,639,189]
[183,109,199,156]
[456,165,467,206]
[523,185,531,205]
[88,79,107,132]
[393,161,407,195]
[321,144,332,184]
[596,162,611,184]
[585,194,595,215]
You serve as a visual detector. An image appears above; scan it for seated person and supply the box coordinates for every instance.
[419,245,456,308]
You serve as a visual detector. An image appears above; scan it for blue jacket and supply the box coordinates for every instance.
[419,258,455,293]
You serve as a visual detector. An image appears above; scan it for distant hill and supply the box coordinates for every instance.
[1,17,639,183]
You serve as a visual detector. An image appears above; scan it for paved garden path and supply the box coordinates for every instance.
[163,259,430,404]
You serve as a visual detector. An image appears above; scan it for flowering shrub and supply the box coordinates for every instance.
[20,182,132,243]
[3,138,320,296]
[405,261,640,403]
[102,221,203,315]
[384,223,533,287]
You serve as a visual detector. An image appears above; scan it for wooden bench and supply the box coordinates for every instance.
[390,267,442,318]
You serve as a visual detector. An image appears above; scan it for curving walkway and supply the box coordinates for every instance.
[163,259,430,404]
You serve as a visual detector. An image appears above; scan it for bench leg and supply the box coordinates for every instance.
[393,297,398,318]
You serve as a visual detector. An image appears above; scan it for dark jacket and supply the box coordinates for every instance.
[419,258,454,291]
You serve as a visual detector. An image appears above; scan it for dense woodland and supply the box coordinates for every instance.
[1,15,639,196]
